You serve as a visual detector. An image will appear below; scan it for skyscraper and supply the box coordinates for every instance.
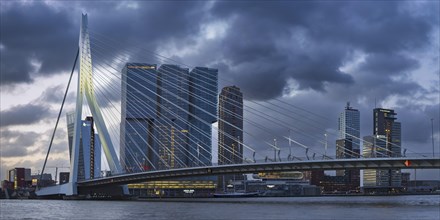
[218,86,243,165]
[66,113,101,180]
[363,108,402,191]
[156,64,190,169]
[120,63,157,172]
[338,102,360,150]
[121,63,218,170]
[336,102,360,189]
[81,117,101,179]
[373,108,402,158]
[188,67,218,167]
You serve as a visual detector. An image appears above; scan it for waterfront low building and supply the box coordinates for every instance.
[227,172,321,196]
[407,180,440,192]
[231,179,321,196]
[128,180,216,197]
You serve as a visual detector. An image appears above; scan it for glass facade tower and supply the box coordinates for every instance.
[363,108,402,190]
[336,103,360,189]
[66,113,101,180]
[120,63,157,172]
[188,67,218,167]
[157,64,190,169]
[121,63,218,171]
[338,102,360,150]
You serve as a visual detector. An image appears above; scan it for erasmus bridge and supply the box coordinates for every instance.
[36,14,440,197]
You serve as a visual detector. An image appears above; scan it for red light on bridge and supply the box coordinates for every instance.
[404,160,411,167]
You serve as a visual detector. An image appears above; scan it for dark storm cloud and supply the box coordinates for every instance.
[89,1,206,45]
[208,1,436,100]
[2,1,434,100]
[82,0,209,69]
[0,103,51,127]
[359,54,420,76]
[0,1,208,87]
[302,2,433,54]
[0,2,77,86]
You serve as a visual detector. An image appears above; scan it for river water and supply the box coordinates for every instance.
[1,195,439,219]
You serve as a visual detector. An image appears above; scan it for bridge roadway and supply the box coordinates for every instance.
[78,157,440,188]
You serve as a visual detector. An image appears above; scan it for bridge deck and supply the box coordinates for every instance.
[77,157,440,187]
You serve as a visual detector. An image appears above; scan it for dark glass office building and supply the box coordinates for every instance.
[188,67,218,167]
[338,102,360,149]
[373,108,401,157]
[156,64,190,169]
[66,113,101,180]
[121,63,218,171]
[120,63,158,172]
[363,108,402,190]
[335,103,360,190]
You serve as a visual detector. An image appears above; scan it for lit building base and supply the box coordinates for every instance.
[128,180,216,197]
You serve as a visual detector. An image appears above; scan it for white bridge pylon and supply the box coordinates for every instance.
[68,14,122,195]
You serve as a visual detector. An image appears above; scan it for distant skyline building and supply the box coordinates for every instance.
[373,108,401,157]
[363,108,402,191]
[188,67,218,167]
[120,63,157,172]
[66,113,101,180]
[336,102,360,190]
[338,102,360,150]
[218,86,244,165]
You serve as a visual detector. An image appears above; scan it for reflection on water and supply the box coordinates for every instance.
[1,195,439,220]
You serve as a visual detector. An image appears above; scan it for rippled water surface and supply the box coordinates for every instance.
[1,195,439,219]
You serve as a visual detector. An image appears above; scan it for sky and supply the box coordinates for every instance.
[0,1,439,181]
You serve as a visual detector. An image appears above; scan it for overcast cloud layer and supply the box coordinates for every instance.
[0,1,439,180]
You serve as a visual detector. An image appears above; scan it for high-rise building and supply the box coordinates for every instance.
[373,108,401,157]
[338,102,360,149]
[188,67,218,167]
[82,117,101,179]
[363,108,402,191]
[335,103,360,190]
[336,102,360,184]
[121,63,218,171]
[120,63,157,172]
[156,64,190,169]
[218,86,243,165]
[66,113,101,180]
[217,86,243,191]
